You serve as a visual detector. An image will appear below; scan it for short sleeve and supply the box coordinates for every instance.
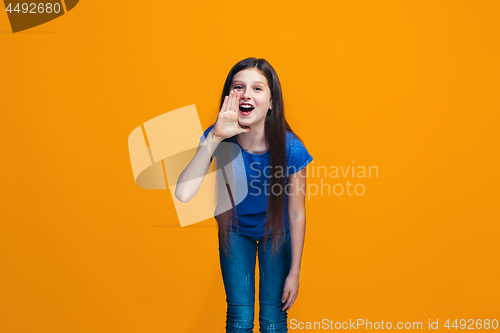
[289,139,313,175]
[200,124,215,142]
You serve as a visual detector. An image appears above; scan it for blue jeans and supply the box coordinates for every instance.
[219,229,292,332]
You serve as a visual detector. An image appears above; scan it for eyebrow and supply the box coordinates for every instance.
[232,80,266,85]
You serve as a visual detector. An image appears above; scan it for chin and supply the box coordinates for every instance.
[238,118,252,127]
[238,123,251,130]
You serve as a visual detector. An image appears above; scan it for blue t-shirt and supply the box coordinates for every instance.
[200,124,313,237]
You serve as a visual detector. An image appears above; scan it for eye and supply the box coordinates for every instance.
[234,85,243,90]
[254,87,262,91]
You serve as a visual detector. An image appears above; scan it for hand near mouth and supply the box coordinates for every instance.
[213,90,251,140]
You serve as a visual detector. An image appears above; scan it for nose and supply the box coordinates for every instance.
[241,88,252,100]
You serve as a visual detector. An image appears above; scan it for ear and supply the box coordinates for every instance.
[270,99,273,110]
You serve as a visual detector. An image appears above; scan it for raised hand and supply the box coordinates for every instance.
[213,90,251,140]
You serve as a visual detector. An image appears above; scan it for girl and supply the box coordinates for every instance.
[175,57,313,332]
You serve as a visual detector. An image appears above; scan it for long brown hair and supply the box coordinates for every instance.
[213,57,301,258]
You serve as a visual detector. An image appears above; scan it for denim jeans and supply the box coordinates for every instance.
[218,229,292,332]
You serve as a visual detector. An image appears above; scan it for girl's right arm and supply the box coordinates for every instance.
[174,90,250,203]
[174,128,223,202]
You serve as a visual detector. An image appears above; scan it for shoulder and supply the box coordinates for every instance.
[285,131,313,173]
[286,131,306,152]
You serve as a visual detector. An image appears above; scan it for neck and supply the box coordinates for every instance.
[236,122,268,154]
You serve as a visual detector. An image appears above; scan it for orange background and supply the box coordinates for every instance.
[1,1,499,332]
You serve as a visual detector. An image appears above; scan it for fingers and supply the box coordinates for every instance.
[226,91,233,112]
[232,91,239,112]
[221,90,240,113]
[220,95,228,113]
[281,289,289,306]
[223,91,234,113]
[282,295,290,311]
[282,292,297,311]
[287,295,297,311]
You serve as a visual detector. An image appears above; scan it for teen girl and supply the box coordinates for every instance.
[175,57,313,332]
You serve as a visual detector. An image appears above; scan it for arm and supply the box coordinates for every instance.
[175,90,249,203]
[174,128,223,202]
[281,167,307,311]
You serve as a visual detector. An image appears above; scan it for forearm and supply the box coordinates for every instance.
[175,128,223,202]
[288,213,306,276]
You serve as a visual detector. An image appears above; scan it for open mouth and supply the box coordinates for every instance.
[239,104,254,115]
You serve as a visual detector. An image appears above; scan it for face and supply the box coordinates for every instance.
[229,69,272,129]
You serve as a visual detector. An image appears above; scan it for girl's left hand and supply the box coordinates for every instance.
[281,273,299,311]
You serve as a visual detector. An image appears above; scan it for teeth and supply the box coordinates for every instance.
[241,105,253,109]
